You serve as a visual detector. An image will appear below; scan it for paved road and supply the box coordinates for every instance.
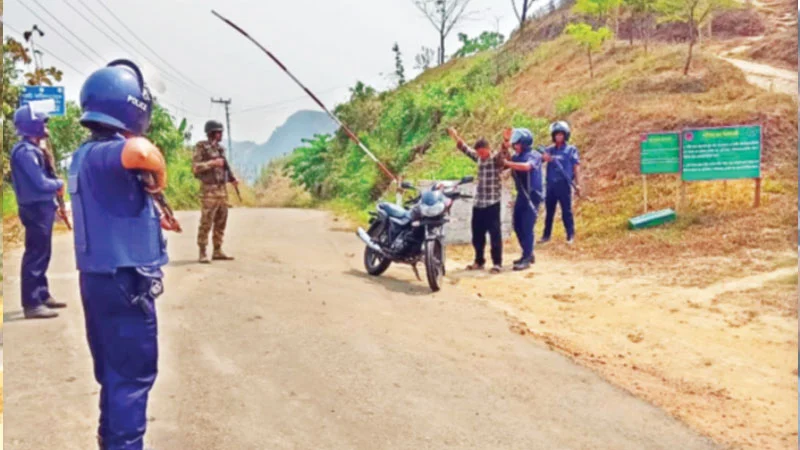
[3,209,719,450]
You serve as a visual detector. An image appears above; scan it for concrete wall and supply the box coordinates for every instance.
[417,181,513,245]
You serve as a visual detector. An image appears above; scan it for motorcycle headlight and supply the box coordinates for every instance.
[419,202,445,217]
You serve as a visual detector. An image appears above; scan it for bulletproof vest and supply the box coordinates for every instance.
[546,144,577,184]
[10,139,57,206]
[513,150,543,203]
[194,141,227,185]
[68,137,168,273]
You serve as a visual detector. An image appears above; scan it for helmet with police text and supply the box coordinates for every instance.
[550,121,571,142]
[204,120,224,135]
[79,59,153,135]
[510,128,534,150]
[13,104,49,138]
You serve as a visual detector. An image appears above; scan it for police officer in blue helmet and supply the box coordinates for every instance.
[540,121,581,245]
[503,128,543,271]
[69,59,180,450]
[10,104,68,319]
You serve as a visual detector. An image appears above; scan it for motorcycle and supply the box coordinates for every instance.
[356,176,474,292]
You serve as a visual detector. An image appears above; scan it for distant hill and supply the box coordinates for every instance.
[230,110,338,182]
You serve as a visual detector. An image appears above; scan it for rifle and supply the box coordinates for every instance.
[139,172,182,233]
[534,145,581,198]
[222,156,242,202]
[41,138,72,230]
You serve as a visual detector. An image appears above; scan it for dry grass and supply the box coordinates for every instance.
[504,38,797,263]
[747,27,798,70]
[253,159,315,209]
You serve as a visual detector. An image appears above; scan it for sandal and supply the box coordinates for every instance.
[466,262,485,270]
[490,266,502,274]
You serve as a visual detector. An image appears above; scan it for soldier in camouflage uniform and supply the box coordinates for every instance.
[193,120,238,263]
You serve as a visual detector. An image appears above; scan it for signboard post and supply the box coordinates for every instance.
[19,86,65,117]
[681,125,762,207]
[640,132,681,213]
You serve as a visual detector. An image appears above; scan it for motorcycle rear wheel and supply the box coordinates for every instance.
[364,221,392,276]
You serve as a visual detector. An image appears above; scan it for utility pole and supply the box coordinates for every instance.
[210,97,233,165]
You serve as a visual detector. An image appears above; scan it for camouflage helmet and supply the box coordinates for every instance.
[204,120,224,134]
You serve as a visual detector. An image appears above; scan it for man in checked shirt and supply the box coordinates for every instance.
[447,127,509,274]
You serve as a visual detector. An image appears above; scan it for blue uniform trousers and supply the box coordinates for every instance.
[18,201,56,309]
[543,180,575,240]
[80,268,159,450]
[513,196,539,261]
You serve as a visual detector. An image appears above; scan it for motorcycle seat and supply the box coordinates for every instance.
[378,202,410,220]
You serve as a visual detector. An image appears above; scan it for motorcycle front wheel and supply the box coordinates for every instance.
[424,239,444,292]
[364,221,392,276]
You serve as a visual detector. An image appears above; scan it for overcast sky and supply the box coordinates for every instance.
[3,0,548,143]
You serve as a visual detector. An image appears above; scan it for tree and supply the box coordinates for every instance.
[414,47,436,71]
[655,0,735,74]
[147,101,185,161]
[624,0,658,51]
[511,0,533,29]
[573,0,622,48]
[452,31,505,58]
[3,37,67,179]
[348,81,377,101]
[413,0,475,65]
[47,102,89,165]
[392,43,406,86]
[286,134,333,193]
[573,0,621,25]
[565,23,613,78]
[25,67,63,86]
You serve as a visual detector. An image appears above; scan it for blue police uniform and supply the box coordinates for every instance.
[511,149,543,263]
[70,132,168,450]
[73,58,168,450]
[543,143,579,240]
[10,138,63,310]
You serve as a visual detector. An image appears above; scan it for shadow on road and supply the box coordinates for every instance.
[343,269,434,297]
[4,311,27,323]
[167,260,201,268]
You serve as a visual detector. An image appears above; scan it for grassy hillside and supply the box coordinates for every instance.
[505,37,797,261]
[267,30,797,263]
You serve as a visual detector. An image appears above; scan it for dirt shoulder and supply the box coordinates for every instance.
[719,56,798,97]
[449,243,798,450]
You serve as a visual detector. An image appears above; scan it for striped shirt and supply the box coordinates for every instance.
[457,142,506,209]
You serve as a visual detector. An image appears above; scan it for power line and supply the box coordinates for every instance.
[231,85,351,115]
[6,20,206,122]
[93,0,214,96]
[4,22,89,77]
[16,0,104,66]
[157,97,208,119]
[67,0,211,99]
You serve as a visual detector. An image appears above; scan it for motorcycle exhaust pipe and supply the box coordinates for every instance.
[357,227,386,255]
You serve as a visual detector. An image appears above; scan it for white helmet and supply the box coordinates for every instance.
[549,121,571,142]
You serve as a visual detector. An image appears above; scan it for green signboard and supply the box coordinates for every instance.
[681,125,762,181]
[640,132,680,174]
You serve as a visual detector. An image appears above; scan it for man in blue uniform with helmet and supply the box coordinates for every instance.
[503,128,543,271]
[10,104,68,319]
[69,59,181,450]
[540,121,581,245]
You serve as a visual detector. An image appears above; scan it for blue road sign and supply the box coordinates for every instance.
[20,86,66,116]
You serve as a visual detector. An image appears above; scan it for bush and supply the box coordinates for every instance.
[555,94,585,115]
[270,51,540,217]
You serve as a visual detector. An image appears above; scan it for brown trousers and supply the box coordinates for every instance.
[197,185,229,250]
